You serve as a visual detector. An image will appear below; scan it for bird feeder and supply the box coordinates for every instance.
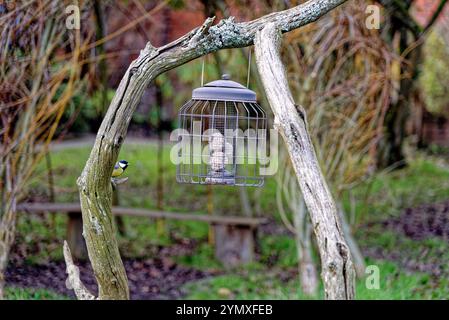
[176,74,267,187]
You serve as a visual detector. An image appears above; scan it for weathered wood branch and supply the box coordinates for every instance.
[76,0,347,300]
[254,23,355,300]
[63,241,96,300]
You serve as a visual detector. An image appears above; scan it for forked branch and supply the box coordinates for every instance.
[75,0,348,300]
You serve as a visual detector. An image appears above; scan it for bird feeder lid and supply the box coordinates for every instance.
[192,74,257,102]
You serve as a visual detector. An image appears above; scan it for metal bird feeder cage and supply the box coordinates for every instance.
[176,74,267,187]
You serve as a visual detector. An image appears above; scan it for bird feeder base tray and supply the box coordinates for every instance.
[205,170,236,185]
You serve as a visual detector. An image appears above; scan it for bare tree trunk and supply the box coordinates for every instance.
[276,150,318,296]
[155,83,166,237]
[376,0,447,168]
[254,23,355,299]
[0,163,17,300]
[0,205,16,300]
[298,232,318,297]
[292,198,318,297]
[68,0,348,300]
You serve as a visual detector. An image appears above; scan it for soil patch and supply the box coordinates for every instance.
[6,256,219,299]
[385,200,449,241]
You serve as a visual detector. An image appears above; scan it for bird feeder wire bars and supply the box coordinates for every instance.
[176,74,267,187]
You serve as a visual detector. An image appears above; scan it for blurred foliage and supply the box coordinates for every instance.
[427,143,449,156]
[283,0,398,194]
[60,88,116,134]
[345,155,449,224]
[419,30,449,117]
[167,0,186,9]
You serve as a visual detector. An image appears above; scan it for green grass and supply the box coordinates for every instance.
[13,144,449,299]
[184,259,440,300]
[343,156,449,224]
[259,235,301,269]
[22,141,277,260]
[174,242,222,270]
[28,142,278,216]
[172,233,301,271]
[184,270,306,300]
[5,287,69,300]
[354,260,437,300]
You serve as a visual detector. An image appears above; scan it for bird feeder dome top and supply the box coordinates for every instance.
[192,74,257,102]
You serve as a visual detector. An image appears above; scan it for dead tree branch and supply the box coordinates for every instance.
[63,241,96,300]
[254,23,355,299]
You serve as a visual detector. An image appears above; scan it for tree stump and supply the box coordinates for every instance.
[66,212,88,260]
[213,223,256,267]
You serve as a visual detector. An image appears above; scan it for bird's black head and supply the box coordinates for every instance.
[118,160,129,169]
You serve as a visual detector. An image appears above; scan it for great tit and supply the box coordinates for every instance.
[112,160,129,177]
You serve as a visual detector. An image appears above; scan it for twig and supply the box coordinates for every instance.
[422,0,448,35]
[111,177,128,188]
[63,241,96,300]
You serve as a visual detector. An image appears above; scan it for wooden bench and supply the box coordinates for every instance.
[18,202,267,267]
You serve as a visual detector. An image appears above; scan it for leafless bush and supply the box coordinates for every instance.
[0,0,92,298]
[284,0,399,193]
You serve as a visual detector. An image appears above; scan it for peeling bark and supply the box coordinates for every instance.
[254,24,355,299]
[76,0,348,300]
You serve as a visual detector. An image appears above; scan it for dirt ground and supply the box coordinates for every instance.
[6,236,223,300]
[6,258,218,299]
[363,200,449,277]
[387,200,449,241]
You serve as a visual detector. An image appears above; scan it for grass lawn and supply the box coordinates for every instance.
[5,287,69,300]
[10,141,449,299]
